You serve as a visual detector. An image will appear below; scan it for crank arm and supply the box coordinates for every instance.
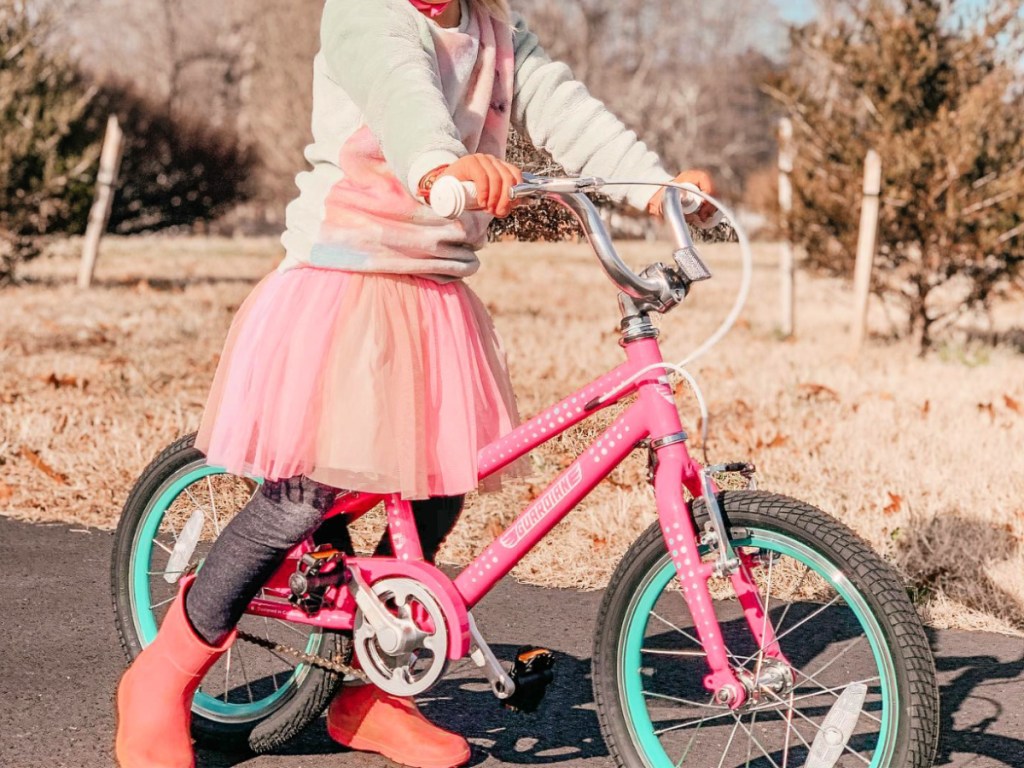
[467,613,515,700]
[348,566,419,655]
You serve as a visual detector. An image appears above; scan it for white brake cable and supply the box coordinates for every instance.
[588,182,756,462]
[602,181,755,368]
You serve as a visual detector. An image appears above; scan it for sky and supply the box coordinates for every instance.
[774,0,817,24]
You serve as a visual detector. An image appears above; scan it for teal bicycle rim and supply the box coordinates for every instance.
[619,532,898,767]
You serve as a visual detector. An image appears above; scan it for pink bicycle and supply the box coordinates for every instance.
[112,178,939,767]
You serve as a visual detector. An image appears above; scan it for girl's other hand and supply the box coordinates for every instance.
[441,154,523,218]
[648,169,718,224]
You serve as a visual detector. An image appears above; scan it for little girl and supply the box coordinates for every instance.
[114,0,716,766]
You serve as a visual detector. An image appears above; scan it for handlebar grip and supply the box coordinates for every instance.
[694,210,725,230]
[675,183,704,216]
[430,176,478,219]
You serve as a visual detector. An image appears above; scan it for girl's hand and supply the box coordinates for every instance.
[440,154,523,218]
[648,169,718,224]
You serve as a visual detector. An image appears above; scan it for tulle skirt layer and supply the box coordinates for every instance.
[195,267,520,499]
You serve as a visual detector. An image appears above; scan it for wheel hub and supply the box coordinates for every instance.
[735,658,796,706]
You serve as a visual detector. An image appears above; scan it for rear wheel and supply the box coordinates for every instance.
[593,490,938,768]
[111,433,345,754]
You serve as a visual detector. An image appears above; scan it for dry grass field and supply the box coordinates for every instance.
[2,236,1022,634]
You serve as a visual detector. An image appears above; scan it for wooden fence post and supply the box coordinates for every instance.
[78,115,124,289]
[851,149,882,354]
[778,118,795,338]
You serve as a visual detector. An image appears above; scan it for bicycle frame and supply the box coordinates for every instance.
[245,332,782,706]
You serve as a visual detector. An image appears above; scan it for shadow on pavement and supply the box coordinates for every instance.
[930,629,1024,767]
[195,646,606,768]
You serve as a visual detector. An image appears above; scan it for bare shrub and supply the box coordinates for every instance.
[0,0,100,284]
[772,0,1024,351]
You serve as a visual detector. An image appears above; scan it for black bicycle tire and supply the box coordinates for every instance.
[592,489,939,768]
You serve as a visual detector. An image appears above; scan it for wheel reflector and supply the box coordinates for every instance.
[165,508,204,583]
[807,682,868,768]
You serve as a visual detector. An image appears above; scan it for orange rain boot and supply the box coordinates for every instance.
[115,575,235,768]
[327,684,471,768]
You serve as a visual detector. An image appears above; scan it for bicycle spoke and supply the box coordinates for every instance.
[644,690,728,710]
[152,537,174,556]
[224,647,232,703]
[273,618,310,639]
[792,667,883,725]
[655,708,738,735]
[652,684,866,739]
[753,546,778,682]
[262,616,281,692]
[781,692,795,768]
[650,610,744,668]
[715,717,742,768]
[731,714,783,768]
[771,594,842,647]
[147,568,186,577]
[234,642,255,703]
[642,648,707,657]
[771,564,812,647]
[675,695,715,766]
[182,487,206,532]
[150,594,177,610]
[806,635,865,681]
[745,709,758,767]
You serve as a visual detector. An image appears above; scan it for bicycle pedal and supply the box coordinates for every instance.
[501,646,555,714]
[289,545,345,615]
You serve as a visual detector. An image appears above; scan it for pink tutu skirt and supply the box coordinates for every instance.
[196,267,520,499]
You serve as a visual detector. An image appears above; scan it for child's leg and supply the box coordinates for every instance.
[185,475,339,645]
[373,495,465,563]
[114,477,338,768]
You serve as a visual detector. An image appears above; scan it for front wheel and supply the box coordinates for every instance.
[593,490,938,768]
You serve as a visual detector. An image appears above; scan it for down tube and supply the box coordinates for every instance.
[455,408,649,608]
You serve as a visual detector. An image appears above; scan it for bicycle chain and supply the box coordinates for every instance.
[236,629,368,681]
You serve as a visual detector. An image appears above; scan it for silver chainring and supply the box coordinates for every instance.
[353,577,449,696]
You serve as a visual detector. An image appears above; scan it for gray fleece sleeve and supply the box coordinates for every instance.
[320,0,467,195]
[511,14,673,211]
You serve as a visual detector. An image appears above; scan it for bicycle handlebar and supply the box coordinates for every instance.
[429,174,718,313]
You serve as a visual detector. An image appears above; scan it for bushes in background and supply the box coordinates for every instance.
[0,1,255,284]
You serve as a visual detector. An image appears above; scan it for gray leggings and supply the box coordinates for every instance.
[185,476,463,645]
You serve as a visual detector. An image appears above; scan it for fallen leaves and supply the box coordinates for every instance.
[20,446,69,485]
[1005,395,1022,415]
[36,372,88,390]
[883,492,903,515]
[0,482,13,504]
[760,433,790,449]
[797,382,840,402]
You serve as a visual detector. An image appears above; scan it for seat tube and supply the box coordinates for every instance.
[383,495,424,561]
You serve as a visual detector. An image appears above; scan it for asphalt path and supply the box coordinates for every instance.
[1,516,1022,768]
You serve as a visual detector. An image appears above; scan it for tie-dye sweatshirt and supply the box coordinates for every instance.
[280,0,673,281]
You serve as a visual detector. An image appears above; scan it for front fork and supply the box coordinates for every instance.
[651,441,787,708]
